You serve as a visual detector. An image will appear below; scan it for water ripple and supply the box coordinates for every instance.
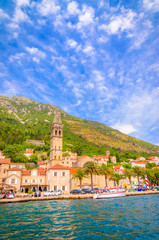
[0,195,159,239]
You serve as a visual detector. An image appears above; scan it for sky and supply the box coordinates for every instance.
[0,0,159,145]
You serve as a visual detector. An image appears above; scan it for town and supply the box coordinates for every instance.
[0,111,159,196]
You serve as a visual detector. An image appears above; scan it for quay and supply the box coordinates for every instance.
[0,191,158,204]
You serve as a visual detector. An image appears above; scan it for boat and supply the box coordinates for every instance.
[93,187,126,199]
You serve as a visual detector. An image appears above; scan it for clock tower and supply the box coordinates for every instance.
[50,110,63,163]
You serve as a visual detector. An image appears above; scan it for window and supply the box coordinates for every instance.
[25,179,28,183]
[59,156,60,160]
[53,172,57,176]
[3,169,7,174]
[32,179,35,183]
[61,186,67,191]
[55,130,57,135]
[59,146,60,150]
[54,186,57,191]
[67,162,69,164]
[59,130,61,136]
[61,172,66,177]
[55,156,56,160]
[11,179,15,184]
[40,179,43,183]
[2,178,5,182]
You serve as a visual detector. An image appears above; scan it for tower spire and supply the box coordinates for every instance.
[53,110,62,124]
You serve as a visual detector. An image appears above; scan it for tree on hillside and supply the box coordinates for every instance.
[110,172,125,187]
[84,161,99,190]
[29,154,39,165]
[99,163,112,188]
[146,162,157,169]
[122,163,132,169]
[72,168,88,189]
[116,152,120,162]
[14,152,28,163]
[3,144,22,162]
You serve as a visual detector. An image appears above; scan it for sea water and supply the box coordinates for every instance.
[0,194,159,239]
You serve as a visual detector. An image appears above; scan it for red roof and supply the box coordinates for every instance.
[8,167,22,171]
[10,162,25,165]
[36,167,45,170]
[49,164,69,170]
[148,156,155,160]
[38,162,46,165]
[22,170,31,175]
[113,165,122,169]
[0,158,11,164]
[25,151,33,153]
[132,161,147,164]
[38,170,46,175]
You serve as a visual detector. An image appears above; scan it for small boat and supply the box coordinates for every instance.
[93,187,126,199]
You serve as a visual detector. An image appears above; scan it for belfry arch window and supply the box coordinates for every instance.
[59,130,61,136]
[55,130,57,135]
[59,146,60,150]
[55,156,56,160]
[59,156,60,160]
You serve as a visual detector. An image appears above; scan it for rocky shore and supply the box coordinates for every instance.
[0,191,158,204]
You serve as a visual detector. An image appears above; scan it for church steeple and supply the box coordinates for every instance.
[50,110,63,163]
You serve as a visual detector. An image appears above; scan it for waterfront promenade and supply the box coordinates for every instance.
[0,191,158,204]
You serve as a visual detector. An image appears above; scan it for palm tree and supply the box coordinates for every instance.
[110,172,125,187]
[84,161,99,190]
[99,163,112,188]
[72,168,87,189]
[133,167,145,186]
[123,169,135,185]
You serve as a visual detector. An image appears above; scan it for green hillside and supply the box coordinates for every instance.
[0,95,159,161]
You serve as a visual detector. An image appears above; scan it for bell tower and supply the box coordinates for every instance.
[50,110,63,163]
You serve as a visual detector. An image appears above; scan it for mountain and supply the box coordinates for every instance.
[0,95,159,158]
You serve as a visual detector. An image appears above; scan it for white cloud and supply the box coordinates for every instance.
[83,45,94,54]
[25,47,46,63]
[67,1,79,15]
[13,7,30,23]
[107,9,136,35]
[9,53,25,63]
[111,123,137,134]
[15,0,30,7]
[37,0,60,16]
[0,9,10,19]
[77,5,95,29]
[143,0,159,12]
[67,39,78,48]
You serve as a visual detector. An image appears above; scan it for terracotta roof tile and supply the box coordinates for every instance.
[132,161,147,164]
[49,164,69,170]
[10,162,25,165]
[148,156,155,160]
[8,167,23,171]
[0,158,11,164]
[69,168,78,174]
[22,170,31,175]
[36,167,45,170]
[38,170,46,175]
[38,162,46,165]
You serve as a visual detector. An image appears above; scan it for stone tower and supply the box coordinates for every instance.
[50,110,63,163]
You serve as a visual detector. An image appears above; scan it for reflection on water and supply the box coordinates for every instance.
[0,195,159,239]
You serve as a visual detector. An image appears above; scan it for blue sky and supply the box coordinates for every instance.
[0,0,159,145]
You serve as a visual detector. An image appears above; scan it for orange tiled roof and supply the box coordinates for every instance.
[132,161,147,164]
[113,165,122,169]
[8,167,23,171]
[22,170,31,175]
[36,167,45,170]
[38,162,46,165]
[148,156,155,160]
[38,170,46,175]
[10,162,25,165]
[49,164,69,170]
[25,151,33,153]
[0,158,11,164]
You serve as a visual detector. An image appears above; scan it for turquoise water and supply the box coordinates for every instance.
[0,195,159,239]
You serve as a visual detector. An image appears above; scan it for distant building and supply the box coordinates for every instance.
[24,148,33,158]
[26,139,45,146]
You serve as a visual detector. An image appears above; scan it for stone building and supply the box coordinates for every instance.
[49,110,63,166]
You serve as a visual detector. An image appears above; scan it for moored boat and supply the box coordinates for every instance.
[93,187,126,199]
